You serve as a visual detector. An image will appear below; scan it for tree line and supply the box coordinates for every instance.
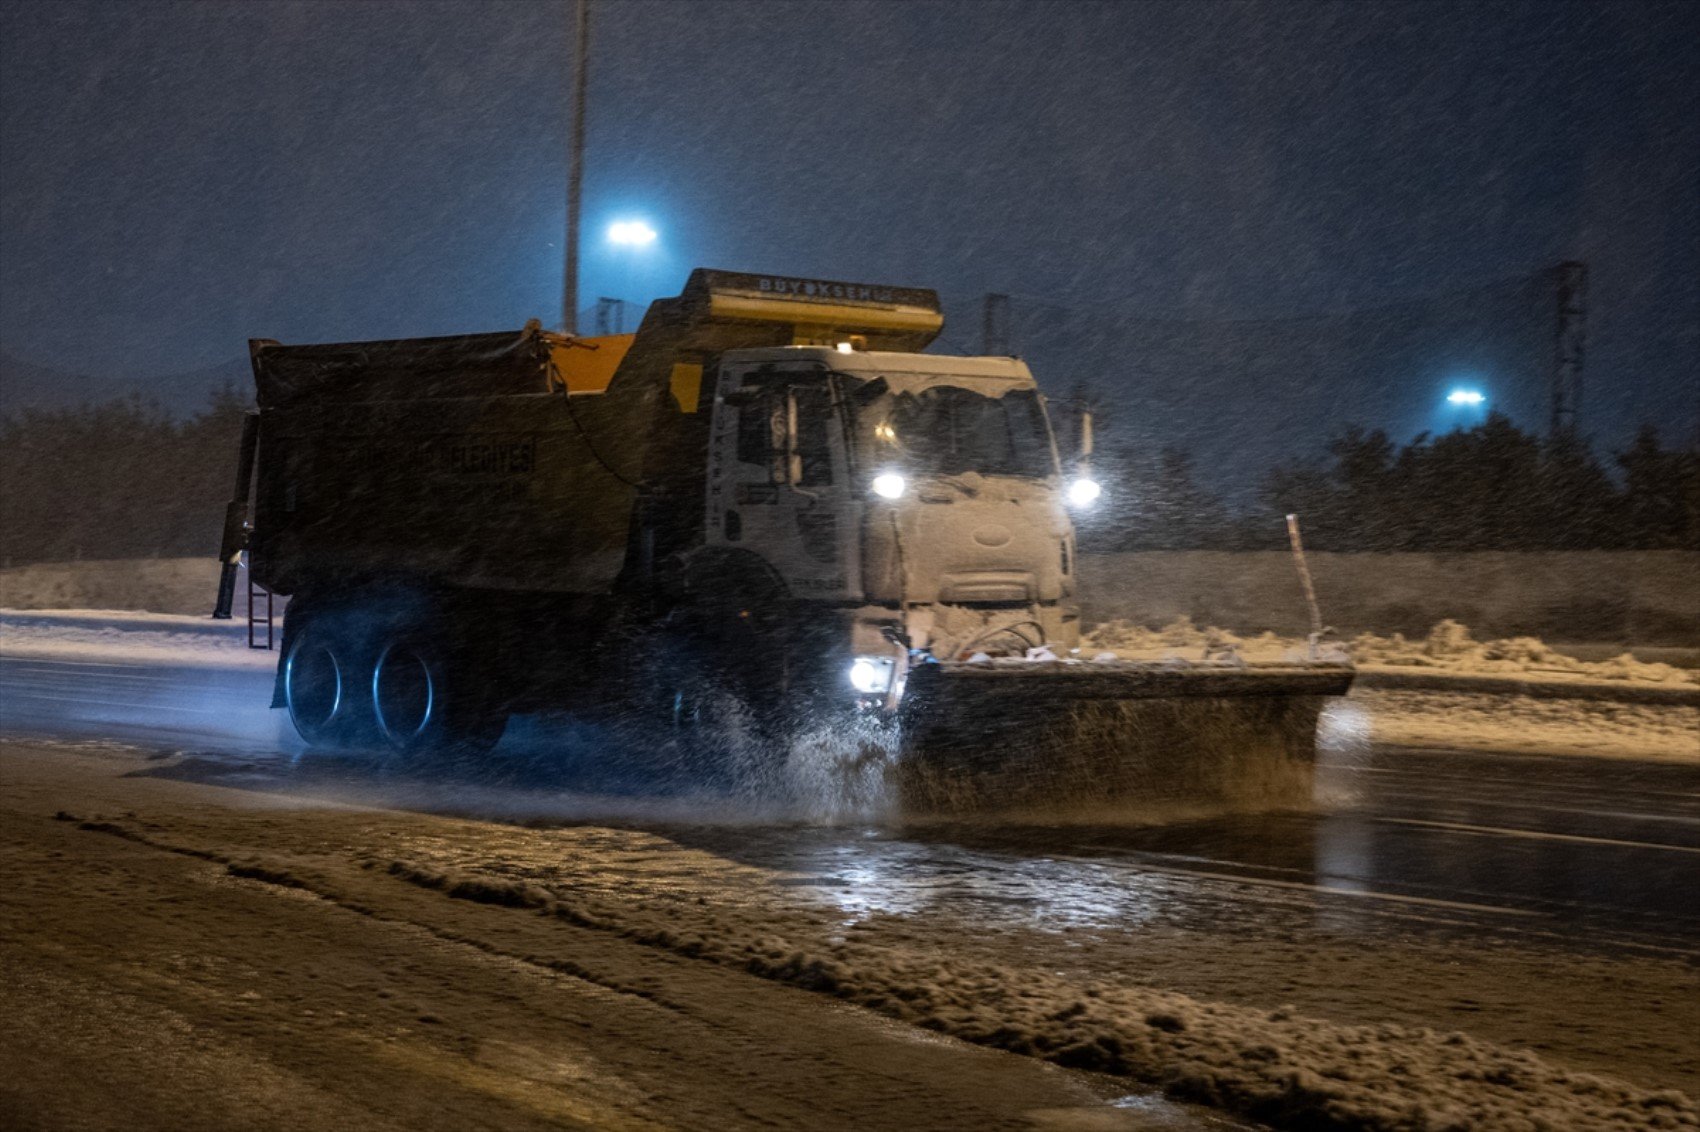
[1083,413,1700,552]
[0,390,250,565]
[1,393,1696,564]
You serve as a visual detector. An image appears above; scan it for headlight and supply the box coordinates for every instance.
[871,472,906,499]
[1067,477,1102,507]
[848,656,895,694]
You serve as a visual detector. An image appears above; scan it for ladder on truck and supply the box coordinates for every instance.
[247,572,274,650]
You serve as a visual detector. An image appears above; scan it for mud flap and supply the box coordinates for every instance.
[894,661,1354,816]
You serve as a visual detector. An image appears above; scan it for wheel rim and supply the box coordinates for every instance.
[668,676,757,747]
[285,640,342,740]
[670,684,711,730]
[373,642,435,745]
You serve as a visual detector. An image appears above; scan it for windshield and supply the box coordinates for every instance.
[859,384,1055,478]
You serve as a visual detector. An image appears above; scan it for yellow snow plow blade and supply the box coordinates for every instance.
[894,660,1355,816]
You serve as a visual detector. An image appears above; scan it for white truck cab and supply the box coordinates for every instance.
[705,346,1086,704]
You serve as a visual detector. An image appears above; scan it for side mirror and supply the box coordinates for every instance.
[850,376,889,406]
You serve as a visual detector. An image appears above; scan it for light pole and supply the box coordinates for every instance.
[563,0,590,334]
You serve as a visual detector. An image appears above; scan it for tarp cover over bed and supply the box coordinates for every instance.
[249,325,555,409]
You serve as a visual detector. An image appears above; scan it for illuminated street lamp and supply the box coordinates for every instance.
[1446,388,1486,407]
[607,220,658,247]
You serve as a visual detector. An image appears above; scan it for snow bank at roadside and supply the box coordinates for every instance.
[0,609,277,669]
[1086,617,1697,687]
[381,848,1697,1132]
[1339,689,1698,762]
[1093,617,1698,761]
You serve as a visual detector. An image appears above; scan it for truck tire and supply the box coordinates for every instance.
[371,631,506,759]
[642,657,765,784]
[640,613,788,784]
[283,616,377,751]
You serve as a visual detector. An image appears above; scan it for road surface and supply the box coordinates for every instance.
[3,652,1697,1130]
[4,653,1695,954]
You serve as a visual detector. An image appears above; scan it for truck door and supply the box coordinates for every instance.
[707,363,860,601]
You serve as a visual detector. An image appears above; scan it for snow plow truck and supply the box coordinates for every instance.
[214,268,1352,811]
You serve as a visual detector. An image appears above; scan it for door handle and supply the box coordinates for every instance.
[735,483,780,505]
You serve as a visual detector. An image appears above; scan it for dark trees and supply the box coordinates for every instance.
[1616,425,1700,550]
[1091,414,1696,553]
[0,388,248,564]
[1250,414,1693,551]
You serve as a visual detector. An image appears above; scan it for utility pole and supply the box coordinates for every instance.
[1551,261,1587,440]
[563,0,590,334]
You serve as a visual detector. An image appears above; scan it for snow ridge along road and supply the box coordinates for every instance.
[3,742,1695,1132]
[5,743,1189,1132]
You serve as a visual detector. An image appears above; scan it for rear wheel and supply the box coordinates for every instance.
[283,624,344,748]
[283,616,377,751]
[371,632,506,759]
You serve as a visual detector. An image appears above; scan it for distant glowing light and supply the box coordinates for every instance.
[836,341,854,353]
[871,472,906,499]
[1067,477,1102,507]
[607,220,657,246]
[1446,388,1486,406]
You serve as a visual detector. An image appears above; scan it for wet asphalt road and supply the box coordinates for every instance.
[3,653,1697,958]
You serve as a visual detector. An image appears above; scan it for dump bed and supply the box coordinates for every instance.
[248,326,647,598]
[250,327,558,408]
[242,267,947,599]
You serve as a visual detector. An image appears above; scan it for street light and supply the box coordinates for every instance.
[607,220,658,246]
[1446,388,1486,406]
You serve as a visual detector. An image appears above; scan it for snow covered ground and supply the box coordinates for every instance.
[4,741,1695,1132]
[1341,689,1698,762]
[1085,617,1697,688]
[5,741,1204,1132]
[1089,617,1698,763]
[0,609,278,669]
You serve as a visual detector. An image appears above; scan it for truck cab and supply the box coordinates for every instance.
[532,269,1097,709]
[701,347,1082,703]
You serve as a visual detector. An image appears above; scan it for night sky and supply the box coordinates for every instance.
[2,0,1695,459]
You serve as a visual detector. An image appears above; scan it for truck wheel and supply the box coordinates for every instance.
[655,627,787,784]
[371,634,505,759]
[654,666,760,782]
[283,619,376,750]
